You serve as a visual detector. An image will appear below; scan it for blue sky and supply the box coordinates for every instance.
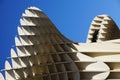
[0,0,120,74]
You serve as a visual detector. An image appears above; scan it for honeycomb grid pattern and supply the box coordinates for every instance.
[0,7,80,80]
[0,7,120,80]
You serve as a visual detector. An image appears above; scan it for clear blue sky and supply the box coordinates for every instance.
[0,0,120,73]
